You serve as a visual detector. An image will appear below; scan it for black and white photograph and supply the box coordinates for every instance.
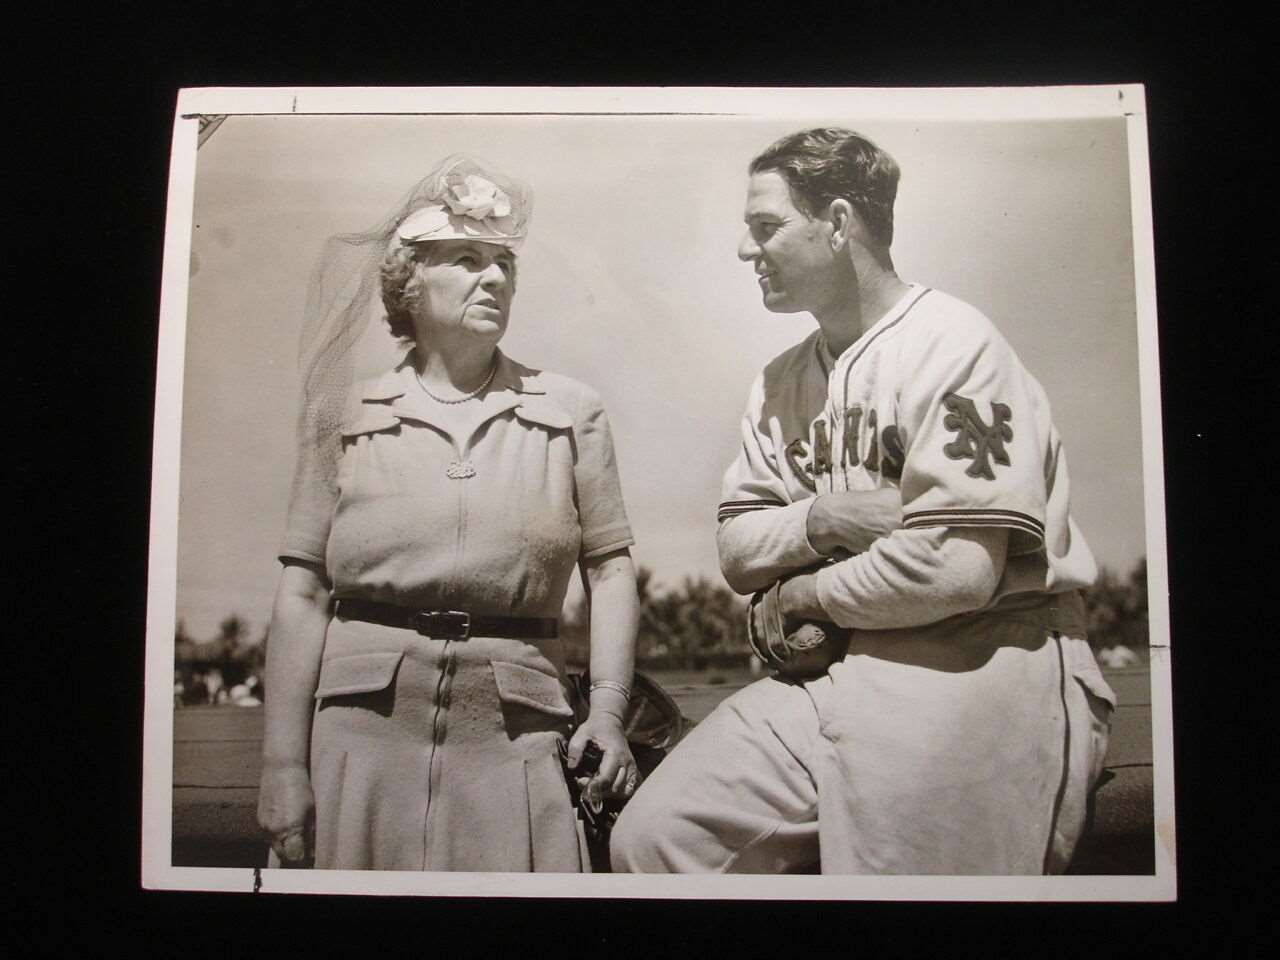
[142,86,1173,899]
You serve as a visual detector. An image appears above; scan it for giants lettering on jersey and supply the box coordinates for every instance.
[785,403,905,491]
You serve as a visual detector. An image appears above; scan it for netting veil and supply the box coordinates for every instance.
[285,154,533,545]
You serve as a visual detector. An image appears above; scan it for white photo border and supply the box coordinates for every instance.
[143,84,1174,900]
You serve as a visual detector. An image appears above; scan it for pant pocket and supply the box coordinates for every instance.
[1073,676,1113,787]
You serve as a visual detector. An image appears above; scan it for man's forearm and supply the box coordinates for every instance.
[717,498,826,594]
[783,526,1009,630]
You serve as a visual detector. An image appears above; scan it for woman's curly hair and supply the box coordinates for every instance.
[379,241,426,340]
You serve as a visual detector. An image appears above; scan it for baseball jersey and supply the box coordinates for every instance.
[718,283,1097,626]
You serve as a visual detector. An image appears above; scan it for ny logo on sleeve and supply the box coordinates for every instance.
[942,393,1013,480]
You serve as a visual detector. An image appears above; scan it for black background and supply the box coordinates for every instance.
[14,2,1266,955]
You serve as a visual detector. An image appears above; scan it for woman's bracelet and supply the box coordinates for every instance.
[589,679,632,700]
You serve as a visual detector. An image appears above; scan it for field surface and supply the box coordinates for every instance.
[171,666,1154,872]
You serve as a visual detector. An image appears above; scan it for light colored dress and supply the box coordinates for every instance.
[281,348,634,871]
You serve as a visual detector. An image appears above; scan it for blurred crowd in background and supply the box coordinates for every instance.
[173,615,265,708]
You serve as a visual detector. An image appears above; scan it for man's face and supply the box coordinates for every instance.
[738,171,838,315]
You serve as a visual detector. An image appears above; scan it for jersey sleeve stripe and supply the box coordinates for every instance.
[717,498,788,522]
[903,508,1045,538]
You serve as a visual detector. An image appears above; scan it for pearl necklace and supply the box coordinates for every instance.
[415,362,497,404]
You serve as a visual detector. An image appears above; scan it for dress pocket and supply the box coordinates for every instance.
[315,651,404,699]
[490,660,575,717]
[491,659,574,741]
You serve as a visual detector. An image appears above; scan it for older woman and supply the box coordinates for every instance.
[257,155,640,871]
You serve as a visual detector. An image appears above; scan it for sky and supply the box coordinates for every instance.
[173,112,1144,639]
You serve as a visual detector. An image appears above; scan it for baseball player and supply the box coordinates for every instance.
[610,127,1117,874]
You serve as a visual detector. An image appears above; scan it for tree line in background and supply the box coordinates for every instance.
[175,556,1150,703]
[1083,557,1150,654]
[560,557,1151,670]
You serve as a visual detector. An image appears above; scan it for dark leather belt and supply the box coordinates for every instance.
[335,598,558,641]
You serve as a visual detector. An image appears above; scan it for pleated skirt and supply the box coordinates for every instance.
[309,614,590,872]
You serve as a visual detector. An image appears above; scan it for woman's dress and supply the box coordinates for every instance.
[280,349,634,870]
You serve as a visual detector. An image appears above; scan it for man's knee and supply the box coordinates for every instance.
[610,791,676,872]
[611,769,723,872]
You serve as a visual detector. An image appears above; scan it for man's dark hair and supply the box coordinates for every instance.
[750,128,901,248]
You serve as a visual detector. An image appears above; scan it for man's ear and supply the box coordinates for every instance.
[827,198,859,251]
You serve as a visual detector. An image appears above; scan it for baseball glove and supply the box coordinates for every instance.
[747,577,851,677]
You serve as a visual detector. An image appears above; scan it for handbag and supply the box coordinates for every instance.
[560,670,690,870]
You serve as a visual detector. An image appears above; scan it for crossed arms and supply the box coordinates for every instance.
[720,488,1009,633]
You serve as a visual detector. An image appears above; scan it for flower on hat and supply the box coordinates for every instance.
[442,174,512,221]
[395,203,451,242]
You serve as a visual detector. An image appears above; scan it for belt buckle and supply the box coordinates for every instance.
[414,609,471,640]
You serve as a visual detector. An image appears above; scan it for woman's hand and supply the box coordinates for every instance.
[806,487,903,557]
[257,762,316,867]
[566,710,638,805]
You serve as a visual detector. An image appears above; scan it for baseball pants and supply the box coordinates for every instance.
[610,630,1113,874]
